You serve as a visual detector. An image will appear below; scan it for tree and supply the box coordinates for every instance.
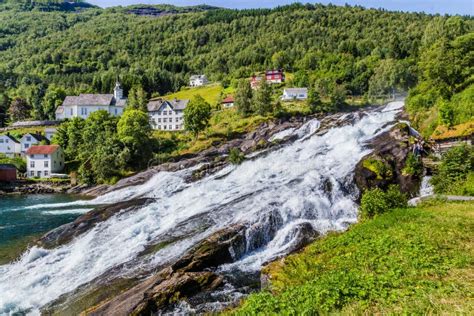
[253,77,272,116]
[329,84,347,110]
[0,93,9,127]
[184,95,211,137]
[307,85,323,113]
[235,79,253,117]
[127,85,148,112]
[8,97,31,122]
[42,85,66,120]
[117,109,152,168]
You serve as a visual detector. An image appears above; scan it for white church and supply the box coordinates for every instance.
[55,82,127,120]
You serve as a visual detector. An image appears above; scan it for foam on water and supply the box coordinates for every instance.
[0,102,404,314]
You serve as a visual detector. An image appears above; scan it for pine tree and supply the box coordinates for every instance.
[235,79,253,117]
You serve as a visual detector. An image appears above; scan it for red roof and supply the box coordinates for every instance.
[26,145,60,155]
[222,96,234,103]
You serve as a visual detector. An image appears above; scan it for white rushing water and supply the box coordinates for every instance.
[0,102,404,315]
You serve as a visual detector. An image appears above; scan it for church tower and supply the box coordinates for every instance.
[114,81,123,100]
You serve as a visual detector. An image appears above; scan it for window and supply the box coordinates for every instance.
[44,154,48,158]
[70,108,73,116]
[163,118,167,123]
[115,108,118,115]
[175,118,179,122]
[175,125,180,130]
[44,171,49,177]
[81,108,88,116]
[158,118,161,123]
[30,171,34,177]
[25,144,29,149]
[0,139,3,143]
[26,136,31,141]
[163,111,167,115]
[30,161,35,168]
[169,125,172,130]
[163,125,167,130]
[158,125,161,129]
[44,161,49,168]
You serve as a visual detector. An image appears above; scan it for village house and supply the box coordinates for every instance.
[147,98,189,131]
[221,96,235,108]
[55,82,127,120]
[265,69,285,84]
[45,128,57,141]
[26,145,64,178]
[0,134,21,157]
[0,164,17,182]
[250,76,263,90]
[189,75,209,87]
[20,133,48,155]
[282,88,308,101]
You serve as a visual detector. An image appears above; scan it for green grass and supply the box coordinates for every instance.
[0,126,48,139]
[232,201,474,315]
[160,83,225,106]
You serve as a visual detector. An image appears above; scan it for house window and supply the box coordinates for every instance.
[175,125,179,130]
[44,154,48,158]
[163,111,167,115]
[81,108,87,116]
[70,108,73,116]
[44,171,49,177]
[115,108,118,115]
[158,125,161,129]
[169,125,172,130]
[25,144,29,149]
[30,161,35,168]
[30,171,34,176]
[158,118,161,123]
[175,118,179,122]
[163,118,167,123]
[163,125,167,130]
[0,139,3,143]
[26,136,31,141]
[44,161,49,168]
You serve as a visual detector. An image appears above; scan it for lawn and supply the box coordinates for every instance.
[232,200,474,315]
[158,83,226,106]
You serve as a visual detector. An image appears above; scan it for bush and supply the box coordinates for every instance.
[360,185,407,219]
[402,153,423,176]
[228,148,245,165]
[431,145,474,194]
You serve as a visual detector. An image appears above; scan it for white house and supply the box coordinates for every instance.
[282,88,308,101]
[0,134,21,157]
[26,145,64,178]
[147,98,189,131]
[20,133,47,155]
[189,75,209,87]
[55,82,127,120]
[221,96,235,108]
[45,128,57,141]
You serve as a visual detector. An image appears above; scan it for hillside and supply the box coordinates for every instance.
[234,200,474,314]
[3,2,471,124]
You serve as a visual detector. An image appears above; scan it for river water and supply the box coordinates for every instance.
[0,101,405,315]
[0,195,92,248]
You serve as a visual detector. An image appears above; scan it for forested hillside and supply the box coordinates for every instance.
[0,1,472,131]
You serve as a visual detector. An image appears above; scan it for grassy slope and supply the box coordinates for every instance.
[160,83,228,106]
[233,201,474,315]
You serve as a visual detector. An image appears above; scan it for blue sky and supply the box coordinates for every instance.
[88,0,473,15]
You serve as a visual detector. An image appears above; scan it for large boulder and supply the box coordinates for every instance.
[354,122,421,197]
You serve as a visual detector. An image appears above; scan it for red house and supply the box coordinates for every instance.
[0,164,17,182]
[265,69,285,83]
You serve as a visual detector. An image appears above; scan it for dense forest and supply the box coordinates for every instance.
[0,1,472,133]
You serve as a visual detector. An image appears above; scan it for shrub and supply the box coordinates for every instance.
[431,145,474,194]
[360,185,407,219]
[402,153,423,176]
[228,148,245,165]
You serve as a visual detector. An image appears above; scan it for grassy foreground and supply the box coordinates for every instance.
[232,201,474,315]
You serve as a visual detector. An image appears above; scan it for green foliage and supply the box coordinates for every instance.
[228,148,244,165]
[117,109,152,168]
[252,78,272,116]
[360,185,407,219]
[402,152,423,176]
[184,95,211,136]
[233,201,474,314]
[235,79,253,117]
[307,85,323,113]
[0,153,25,172]
[431,145,474,195]
[362,158,392,180]
[126,85,148,112]
[8,97,31,122]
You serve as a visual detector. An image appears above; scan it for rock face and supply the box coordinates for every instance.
[354,122,421,197]
[38,198,153,249]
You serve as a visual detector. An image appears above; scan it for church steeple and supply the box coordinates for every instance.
[114,81,123,100]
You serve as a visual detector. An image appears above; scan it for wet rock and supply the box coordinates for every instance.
[354,122,420,197]
[38,198,154,249]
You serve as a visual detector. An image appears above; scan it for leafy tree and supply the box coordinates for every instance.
[184,95,211,137]
[8,97,31,122]
[329,84,347,111]
[0,93,9,127]
[127,85,148,112]
[253,77,272,116]
[117,109,152,167]
[42,85,66,119]
[235,79,253,117]
[307,85,323,113]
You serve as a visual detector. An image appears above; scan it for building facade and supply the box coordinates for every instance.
[265,70,285,83]
[189,75,209,87]
[0,135,21,157]
[0,164,17,182]
[282,88,308,101]
[56,82,127,120]
[26,145,65,178]
[221,96,235,108]
[20,133,47,155]
[147,99,189,131]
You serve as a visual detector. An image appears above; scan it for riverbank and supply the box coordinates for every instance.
[233,200,474,314]
[0,179,73,196]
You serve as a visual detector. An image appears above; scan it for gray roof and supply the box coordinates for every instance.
[0,134,19,143]
[284,88,308,94]
[61,94,126,107]
[190,75,206,80]
[147,99,189,112]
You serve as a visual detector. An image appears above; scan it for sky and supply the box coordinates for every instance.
[88,0,473,15]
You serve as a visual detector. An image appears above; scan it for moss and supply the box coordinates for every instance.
[362,157,392,180]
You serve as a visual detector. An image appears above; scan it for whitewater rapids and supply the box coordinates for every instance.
[0,101,404,315]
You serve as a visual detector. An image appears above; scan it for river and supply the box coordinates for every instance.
[0,101,405,314]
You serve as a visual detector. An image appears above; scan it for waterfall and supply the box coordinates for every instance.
[0,101,404,315]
